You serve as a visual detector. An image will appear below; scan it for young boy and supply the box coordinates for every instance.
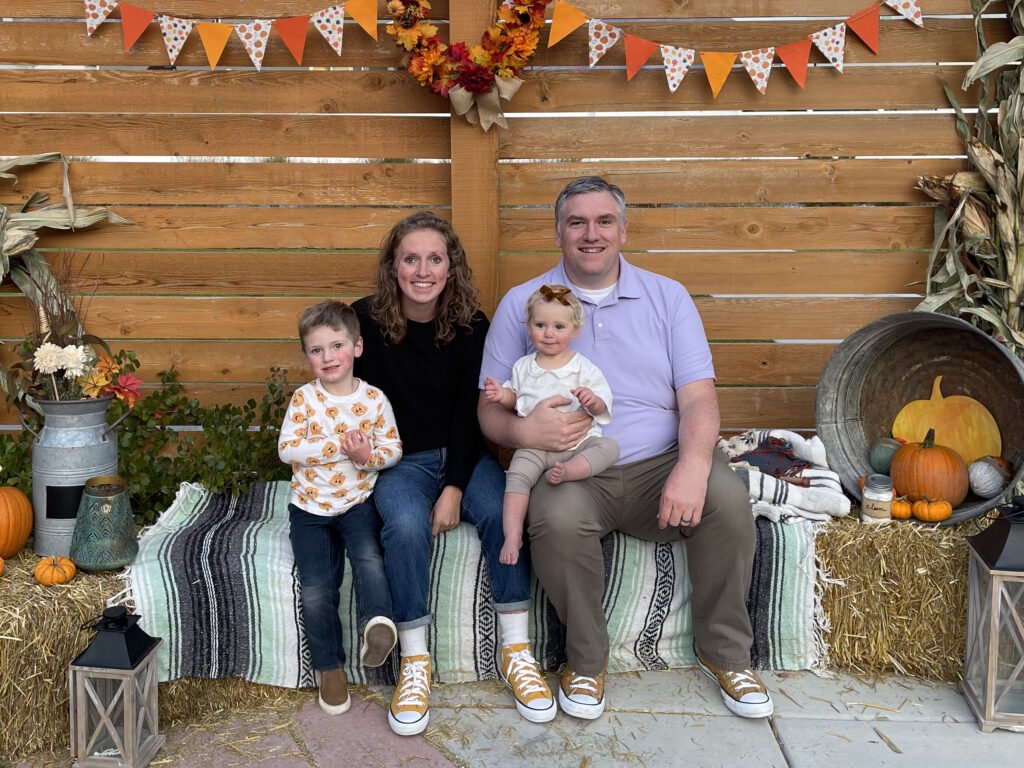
[279,300,403,715]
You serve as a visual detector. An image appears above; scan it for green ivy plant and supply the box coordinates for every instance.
[1,360,293,525]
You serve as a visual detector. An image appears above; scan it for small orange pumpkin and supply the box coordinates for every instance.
[34,556,76,586]
[890,427,969,506]
[911,496,953,523]
[0,486,33,559]
[891,497,912,520]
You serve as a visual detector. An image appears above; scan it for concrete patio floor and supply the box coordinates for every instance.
[14,667,1023,768]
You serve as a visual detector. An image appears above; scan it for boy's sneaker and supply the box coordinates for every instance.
[696,651,774,718]
[318,668,351,715]
[558,662,606,720]
[500,643,556,723]
[360,616,398,667]
[388,655,431,736]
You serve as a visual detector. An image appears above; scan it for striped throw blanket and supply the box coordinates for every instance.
[126,481,822,687]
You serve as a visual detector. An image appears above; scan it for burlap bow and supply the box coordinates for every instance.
[448,77,523,132]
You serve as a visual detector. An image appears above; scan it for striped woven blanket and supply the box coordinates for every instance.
[126,481,822,687]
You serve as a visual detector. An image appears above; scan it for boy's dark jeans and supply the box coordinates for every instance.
[288,501,392,670]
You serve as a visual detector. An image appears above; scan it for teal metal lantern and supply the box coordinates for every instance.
[69,476,138,572]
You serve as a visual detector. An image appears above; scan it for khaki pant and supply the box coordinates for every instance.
[505,436,620,496]
[527,448,755,675]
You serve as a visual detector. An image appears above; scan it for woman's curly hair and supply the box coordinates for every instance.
[370,211,480,345]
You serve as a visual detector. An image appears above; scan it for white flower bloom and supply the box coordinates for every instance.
[33,342,65,374]
[61,344,90,379]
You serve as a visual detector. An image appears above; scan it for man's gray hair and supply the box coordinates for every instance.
[554,176,627,232]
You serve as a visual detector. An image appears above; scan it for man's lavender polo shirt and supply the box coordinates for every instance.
[479,256,715,465]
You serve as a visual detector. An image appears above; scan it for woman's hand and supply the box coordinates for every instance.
[431,485,462,535]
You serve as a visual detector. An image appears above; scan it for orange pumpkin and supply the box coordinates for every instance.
[911,496,953,523]
[891,375,1000,465]
[0,486,33,559]
[890,427,969,506]
[891,497,912,520]
[34,556,76,586]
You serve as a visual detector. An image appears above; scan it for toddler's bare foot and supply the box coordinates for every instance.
[546,456,593,485]
[546,462,568,485]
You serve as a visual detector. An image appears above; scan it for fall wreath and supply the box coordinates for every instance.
[386,0,553,129]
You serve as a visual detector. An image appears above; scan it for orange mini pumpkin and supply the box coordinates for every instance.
[911,496,953,523]
[34,556,76,586]
[891,497,912,520]
[0,486,33,559]
[890,428,969,507]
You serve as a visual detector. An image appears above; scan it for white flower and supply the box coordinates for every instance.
[33,342,65,374]
[61,344,90,379]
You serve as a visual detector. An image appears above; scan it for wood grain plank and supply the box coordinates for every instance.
[501,114,966,159]
[0,115,451,159]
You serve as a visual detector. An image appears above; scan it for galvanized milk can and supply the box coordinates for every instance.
[20,397,128,557]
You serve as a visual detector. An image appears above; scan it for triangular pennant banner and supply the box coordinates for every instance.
[660,45,695,93]
[624,34,659,81]
[883,0,924,28]
[346,0,379,40]
[84,0,118,36]
[312,5,346,56]
[588,20,622,67]
[700,51,737,99]
[548,0,589,48]
[776,39,812,88]
[196,22,233,70]
[157,15,193,65]
[119,3,155,51]
[740,47,775,95]
[235,21,272,70]
[810,22,846,73]
[846,5,881,54]
[274,15,311,65]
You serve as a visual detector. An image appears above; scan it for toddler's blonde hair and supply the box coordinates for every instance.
[524,284,584,327]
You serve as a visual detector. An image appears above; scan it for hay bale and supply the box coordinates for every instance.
[817,511,979,682]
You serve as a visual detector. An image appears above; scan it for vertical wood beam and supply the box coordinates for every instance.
[449,0,500,314]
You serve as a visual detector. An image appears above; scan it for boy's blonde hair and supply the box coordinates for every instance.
[524,284,584,327]
[298,300,360,352]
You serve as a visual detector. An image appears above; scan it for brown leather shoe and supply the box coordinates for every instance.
[318,667,351,715]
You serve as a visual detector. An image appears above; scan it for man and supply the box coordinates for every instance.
[478,176,773,721]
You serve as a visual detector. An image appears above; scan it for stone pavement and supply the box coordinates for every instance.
[14,668,1023,768]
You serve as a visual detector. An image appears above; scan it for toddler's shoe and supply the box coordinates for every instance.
[696,650,774,718]
[500,643,556,723]
[318,667,351,715]
[558,661,606,720]
[361,616,398,667]
[388,654,431,736]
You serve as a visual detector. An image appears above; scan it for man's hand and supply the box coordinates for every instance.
[523,395,593,451]
[658,460,708,529]
[431,485,462,535]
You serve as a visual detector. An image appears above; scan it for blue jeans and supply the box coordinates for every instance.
[288,501,393,671]
[373,449,531,629]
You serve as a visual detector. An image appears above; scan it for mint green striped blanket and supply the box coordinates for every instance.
[127,481,821,687]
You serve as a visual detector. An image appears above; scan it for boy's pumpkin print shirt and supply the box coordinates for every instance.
[278,378,402,516]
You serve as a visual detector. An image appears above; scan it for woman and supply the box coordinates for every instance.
[353,212,556,736]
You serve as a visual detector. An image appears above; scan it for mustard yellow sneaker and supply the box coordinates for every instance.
[558,662,606,720]
[697,651,773,718]
[388,654,431,735]
[500,643,556,723]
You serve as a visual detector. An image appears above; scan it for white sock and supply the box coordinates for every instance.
[498,611,529,647]
[398,626,428,657]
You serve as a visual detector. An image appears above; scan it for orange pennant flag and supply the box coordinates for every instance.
[120,3,155,51]
[346,0,378,40]
[700,51,736,98]
[776,39,812,88]
[846,5,880,54]
[624,34,659,81]
[274,15,310,65]
[549,0,589,48]
[196,22,234,70]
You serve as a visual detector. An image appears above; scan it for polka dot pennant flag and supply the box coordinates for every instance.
[234,20,272,71]
[660,44,695,93]
[83,0,118,36]
[588,19,622,67]
[157,15,193,65]
[740,47,775,95]
[312,5,346,56]
[884,0,924,28]
[810,22,846,73]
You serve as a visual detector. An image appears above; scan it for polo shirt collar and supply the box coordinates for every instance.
[554,254,641,303]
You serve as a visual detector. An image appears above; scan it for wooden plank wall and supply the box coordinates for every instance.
[0,1,1009,431]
